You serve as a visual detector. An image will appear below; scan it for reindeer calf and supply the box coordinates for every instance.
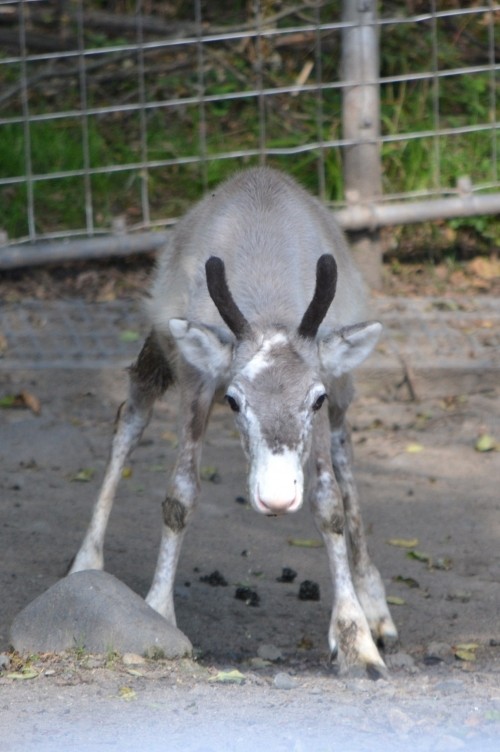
[70,167,397,674]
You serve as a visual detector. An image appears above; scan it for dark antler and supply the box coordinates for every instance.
[297,254,338,339]
[205,256,252,340]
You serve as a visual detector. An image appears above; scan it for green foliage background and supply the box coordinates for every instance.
[0,1,498,254]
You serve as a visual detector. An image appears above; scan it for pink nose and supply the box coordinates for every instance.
[258,494,297,514]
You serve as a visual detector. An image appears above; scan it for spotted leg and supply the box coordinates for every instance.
[310,409,387,675]
[145,366,215,625]
[329,410,398,650]
[70,331,174,573]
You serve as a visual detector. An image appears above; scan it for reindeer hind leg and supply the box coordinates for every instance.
[69,330,175,573]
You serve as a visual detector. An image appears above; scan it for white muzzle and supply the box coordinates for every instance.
[250,448,304,515]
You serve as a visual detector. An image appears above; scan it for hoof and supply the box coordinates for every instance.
[377,632,400,654]
[331,660,389,681]
[366,662,389,681]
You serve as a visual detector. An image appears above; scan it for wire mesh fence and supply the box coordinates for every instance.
[0,0,499,266]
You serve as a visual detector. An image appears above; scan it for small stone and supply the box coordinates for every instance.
[298,580,320,601]
[273,672,298,690]
[386,652,416,671]
[257,644,283,662]
[425,642,453,663]
[0,653,11,671]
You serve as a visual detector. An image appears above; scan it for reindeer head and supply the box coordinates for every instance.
[169,255,381,516]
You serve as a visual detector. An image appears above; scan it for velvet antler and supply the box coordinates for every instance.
[205,256,252,340]
[297,254,338,339]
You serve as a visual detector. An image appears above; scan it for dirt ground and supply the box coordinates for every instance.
[1,279,500,750]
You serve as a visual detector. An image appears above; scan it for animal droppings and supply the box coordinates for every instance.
[235,586,260,606]
[276,567,297,583]
[298,580,320,601]
[199,570,228,587]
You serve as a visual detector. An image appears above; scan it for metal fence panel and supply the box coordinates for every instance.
[0,0,499,267]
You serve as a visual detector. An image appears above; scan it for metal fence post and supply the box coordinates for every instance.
[341,0,383,289]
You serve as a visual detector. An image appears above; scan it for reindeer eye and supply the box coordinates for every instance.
[225,394,240,413]
[312,393,327,412]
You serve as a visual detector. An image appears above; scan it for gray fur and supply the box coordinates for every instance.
[70,167,397,673]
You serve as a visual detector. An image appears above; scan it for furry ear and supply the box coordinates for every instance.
[169,319,232,380]
[319,321,382,377]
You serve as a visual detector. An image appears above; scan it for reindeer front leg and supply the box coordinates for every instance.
[309,416,386,676]
[70,331,174,573]
[146,369,215,625]
[330,422,398,649]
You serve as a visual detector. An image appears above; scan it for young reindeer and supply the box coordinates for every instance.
[70,167,397,675]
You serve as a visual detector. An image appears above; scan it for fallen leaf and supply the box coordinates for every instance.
[287,538,323,548]
[405,442,424,454]
[19,390,41,415]
[387,596,406,606]
[0,391,41,414]
[455,642,479,651]
[394,575,420,589]
[209,669,246,685]
[7,668,38,680]
[454,649,476,662]
[475,433,497,452]
[406,550,431,564]
[118,686,137,700]
[0,395,16,408]
[387,537,419,549]
[71,468,95,482]
[122,466,133,479]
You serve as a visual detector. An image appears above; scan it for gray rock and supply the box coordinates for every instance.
[9,570,192,659]
[386,651,417,671]
[273,672,298,690]
[425,641,453,661]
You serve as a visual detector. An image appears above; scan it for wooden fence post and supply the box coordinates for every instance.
[341,0,383,289]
